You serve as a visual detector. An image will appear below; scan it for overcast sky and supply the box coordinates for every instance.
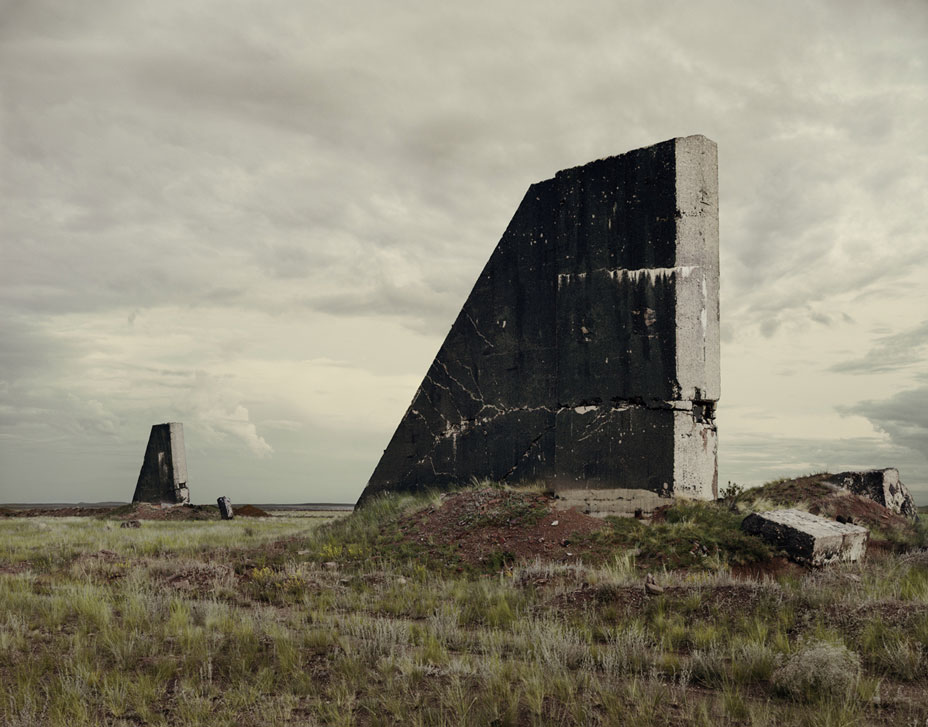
[1,0,926,505]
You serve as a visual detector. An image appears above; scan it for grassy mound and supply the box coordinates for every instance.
[272,486,777,577]
[247,477,923,580]
[732,473,928,550]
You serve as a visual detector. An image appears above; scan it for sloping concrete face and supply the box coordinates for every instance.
[824,469,918,520]
[359,136,719,510]
[132,423,190,504]
[741,509,869,566]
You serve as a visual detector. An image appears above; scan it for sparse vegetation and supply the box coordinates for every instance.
[736,474,928,550]
[0,483,926,725]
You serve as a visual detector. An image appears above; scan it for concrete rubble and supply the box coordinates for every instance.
[359,136,720,514]
[741,509,869,566]
[824,469,918,520]
[132,422,190,505]
[217,496,234,520]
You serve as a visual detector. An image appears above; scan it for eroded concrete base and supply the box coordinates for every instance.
[554,487,674,518]
[742,509,869,566]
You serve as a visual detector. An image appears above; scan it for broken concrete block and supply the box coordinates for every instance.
[217,496,234,520]
[823,469,918,520]
[359,136,719,511]
[132,423,189,505]
[741,509,868,566]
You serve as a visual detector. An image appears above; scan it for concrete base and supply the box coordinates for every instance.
[554,487,673,518]
[742,509,868,567]
[824,469,918,520]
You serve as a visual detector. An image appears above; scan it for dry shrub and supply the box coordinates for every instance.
[773,640,861,701]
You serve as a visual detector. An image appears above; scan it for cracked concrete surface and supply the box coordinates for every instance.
[359,136,719,512]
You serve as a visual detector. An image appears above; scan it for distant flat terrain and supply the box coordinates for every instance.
[0,501,354,512]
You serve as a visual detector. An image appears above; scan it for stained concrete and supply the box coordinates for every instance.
[358,136,719,511]
[132,423,189,504]
[742,509,869,566]
[824,469,918,520]
[217,496,234,520]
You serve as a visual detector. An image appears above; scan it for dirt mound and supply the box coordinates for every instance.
[809,490,910,532]
[4,506,115,518]
[235,504,270,517]
[113,503,220,521]
[398,488,607,568]
[743,474,920,547]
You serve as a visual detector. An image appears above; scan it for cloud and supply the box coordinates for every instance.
[830,321,928,375]
[171,371,272,457]
[840,386,928,462]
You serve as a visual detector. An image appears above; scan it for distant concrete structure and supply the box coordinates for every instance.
[358,136,720,513]
[132,423,189,504]
[217,496,234,520]
[742,509,869,566]
[824,469,918,520]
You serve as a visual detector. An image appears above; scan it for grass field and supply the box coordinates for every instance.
[1,489,927,726]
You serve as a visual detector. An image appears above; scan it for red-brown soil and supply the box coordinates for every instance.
[2,506,111,517]
[1,503,226,520]
[235,504,270,517]
[756,475,914,534]
[398,489,608,567]
[115,504,220,520]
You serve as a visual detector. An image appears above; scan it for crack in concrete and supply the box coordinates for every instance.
[421,395,718,446]
[434,360,484,407]
[417,385,454,427]
[501,427,553,481]
[465,312,495,349]
[438,404,554,438]
[575,407,614,442]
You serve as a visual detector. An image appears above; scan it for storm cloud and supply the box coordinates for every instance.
[1,0,926,503]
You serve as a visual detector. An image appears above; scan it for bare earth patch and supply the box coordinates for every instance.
[399,489,607,567]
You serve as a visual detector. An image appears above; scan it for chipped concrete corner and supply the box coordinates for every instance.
[132,422,190,505]
[358,136,720,513]
[824,468,919,520]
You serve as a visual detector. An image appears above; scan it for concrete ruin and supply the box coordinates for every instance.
[131,422,190,505]
[742,509,869,566]
[217,496,234,520]
[824,469,918,520]
[359,136,719,512]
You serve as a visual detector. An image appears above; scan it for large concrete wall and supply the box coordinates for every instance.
[132,422,190,504]
[358,136,719,510]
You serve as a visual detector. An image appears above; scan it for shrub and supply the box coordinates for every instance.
[772,640,861,702]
